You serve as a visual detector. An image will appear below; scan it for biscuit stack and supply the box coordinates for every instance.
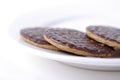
[20,26,120,57]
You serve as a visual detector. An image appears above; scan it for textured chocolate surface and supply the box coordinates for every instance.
[20,27,50,45]
[87,26,120,43]
[45,28,115,54]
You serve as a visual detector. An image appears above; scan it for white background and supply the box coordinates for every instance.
[1,0,120,80]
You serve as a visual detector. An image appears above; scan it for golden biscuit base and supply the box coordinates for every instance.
[86,30,120,49]
[44,35,112,57]
[21,35,59,50]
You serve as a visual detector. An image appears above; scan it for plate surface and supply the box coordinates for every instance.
[8,7,120,71]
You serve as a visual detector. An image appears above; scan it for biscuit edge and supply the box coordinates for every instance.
[86,30,120,48]
[20,35,59,50]
[44,34,112,57]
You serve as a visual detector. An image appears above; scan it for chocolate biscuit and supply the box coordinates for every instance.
[87,26,120,48]
[20,27,59,50]
[44,28,115,57]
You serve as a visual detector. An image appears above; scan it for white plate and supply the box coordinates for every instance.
[8,7,120,71]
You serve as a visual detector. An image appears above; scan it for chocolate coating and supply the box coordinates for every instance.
[87,26,120,43]
[20,27,50,45]
[45,28,115,55]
